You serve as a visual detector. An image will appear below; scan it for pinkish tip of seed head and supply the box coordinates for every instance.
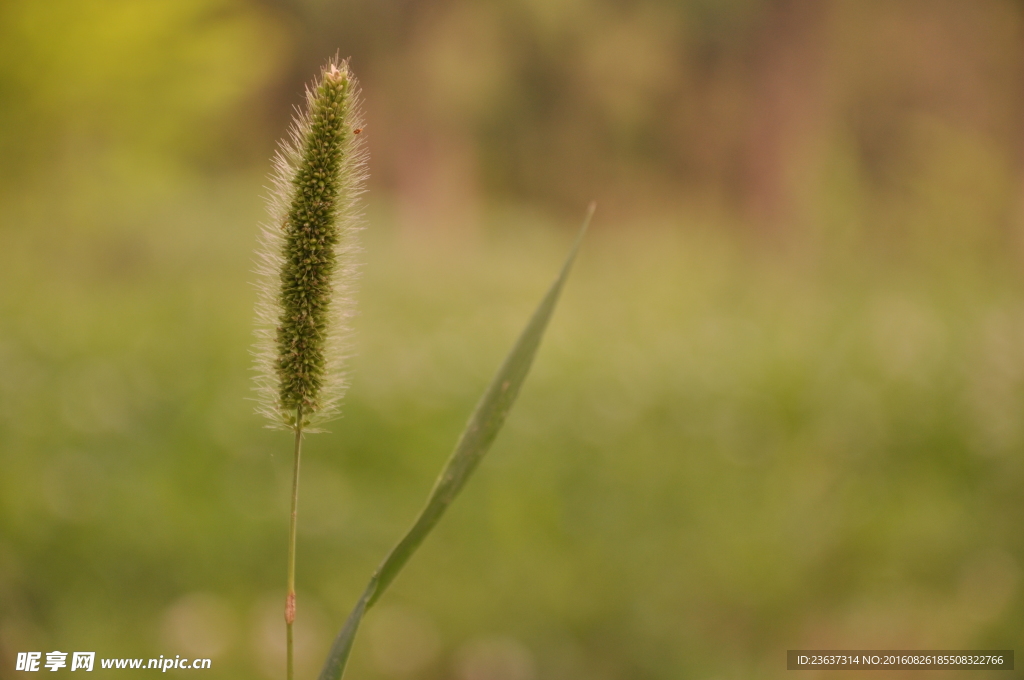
[325,62,345,83]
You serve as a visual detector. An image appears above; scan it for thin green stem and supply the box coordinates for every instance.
[286,405,304,680]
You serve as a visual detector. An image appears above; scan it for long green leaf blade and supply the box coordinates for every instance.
[318,206,593,680]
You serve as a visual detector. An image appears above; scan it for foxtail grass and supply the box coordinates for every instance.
[252,57,366,680]
[252,54,590,680]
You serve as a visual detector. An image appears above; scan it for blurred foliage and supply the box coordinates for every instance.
[1,0,1024,679]
[0,0,289,180]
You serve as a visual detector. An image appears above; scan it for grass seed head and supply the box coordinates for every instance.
[253,57,367,431]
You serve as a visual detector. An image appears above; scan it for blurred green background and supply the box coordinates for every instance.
[2,0,1023,678]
